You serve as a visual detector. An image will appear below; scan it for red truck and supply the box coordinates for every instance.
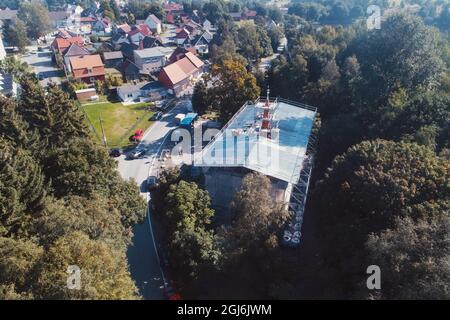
[129,128,144,143]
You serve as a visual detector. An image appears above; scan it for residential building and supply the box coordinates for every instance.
[92,18,112,35]
[116,23,132,35]
[70,54,105,83]
[229,12,242,21]
[168,46,196,64]
[243,10,257,19]
[158,52,204,96]
[62,43,90,73]
[141,36,164,49]
[188,32,211,54]
[119,42,138,61]
[119,59,140,82]
[112,33,130,49]
[145,14,162,34]
[133,46,174,74]
[163,2,184,15]
[202,18,212,31]
[175,28,190,45]
[102,51,124,68]
[51,36,85,55]
[166,12,175,24]
[117,81,168,102]
[128,24,152,44]
[54,29,78,39]
[67,4,84,16]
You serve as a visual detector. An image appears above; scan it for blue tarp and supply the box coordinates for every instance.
[180,112,198,126]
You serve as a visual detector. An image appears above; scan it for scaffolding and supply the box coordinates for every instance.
[195,95,318,248]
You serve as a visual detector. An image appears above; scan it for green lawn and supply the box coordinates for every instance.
[81,101,155,148]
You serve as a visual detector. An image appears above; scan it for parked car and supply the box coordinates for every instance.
[147,176,158,191]
[109,149,121,157]
[129,128,144,142]
[128,148,146,159]
[149,111,163,121]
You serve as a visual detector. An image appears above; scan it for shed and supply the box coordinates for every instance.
[75,88,98,102]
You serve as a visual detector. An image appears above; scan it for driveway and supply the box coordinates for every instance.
[120,99,191,299]
[19,47,64,87]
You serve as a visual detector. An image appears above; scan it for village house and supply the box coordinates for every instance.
[69,54,105,84]
[169,46,197,63]
[117,81,169,103]
[119,59,140,82]
[119,42,139,61]
[163,1,184,15]
[116,23,132,35]
[145,14,162,34]
[54,29,78,39]
[141,36,164,49]
[102,51,124,68]
[158,52,204,96]
[175,28,190,45]
[51,36,85,56]
[128,24,153,44]
[62,43,90,73]
[112,33,130,49]
[188,32,211,54]
[67,4,84,16]
[92,18,112,35]
[133,46,174,75]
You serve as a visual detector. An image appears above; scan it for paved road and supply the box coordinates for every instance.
[258,36,287,72]
[19,47,64,87]
[121,100,191,299]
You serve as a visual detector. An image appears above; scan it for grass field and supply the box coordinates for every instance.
[81,101,155,148]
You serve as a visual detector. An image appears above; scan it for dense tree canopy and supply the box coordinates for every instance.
[17,1,51,39]
[311,140,449,298]
[196,59,260,123]
[2,17,29,53]
[0,77,146,299]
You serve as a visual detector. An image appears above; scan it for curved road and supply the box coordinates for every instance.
[119,100,191,299]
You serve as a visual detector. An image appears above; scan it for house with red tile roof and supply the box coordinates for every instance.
[62,43,90,73]
[116,23,132,35]
[55,29,78,39]
[169,46,197,64]
[158,52,204,96]
[92,18,112,35]
[163,2,183,14]
[175,28,190,45]
[243,10,257,19]
[166,12,175,24]
[51,36,85,55]
[128,24,153,44]
[70,54,105,84]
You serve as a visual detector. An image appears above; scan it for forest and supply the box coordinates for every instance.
[0,68,146,299]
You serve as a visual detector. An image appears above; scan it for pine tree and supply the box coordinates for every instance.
[0,138,46,236]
